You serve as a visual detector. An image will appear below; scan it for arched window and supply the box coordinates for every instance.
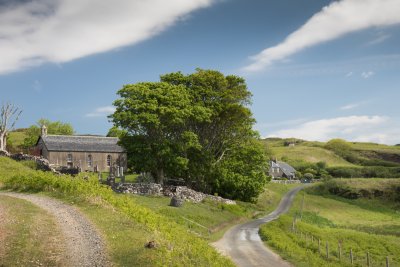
[87,154,92,167]
[107,155,112,167]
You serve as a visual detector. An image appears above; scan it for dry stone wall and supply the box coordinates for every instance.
[115,183,236,205]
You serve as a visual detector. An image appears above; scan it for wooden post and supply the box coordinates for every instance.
[350,249,353,265]
[367,252,370,267]
[338,242,342,261]
[305,233,308,246]
[386,256,390,267]
[318,239,321,254]
[326,241,329,259]
[311,235,314,243]
[300,193,305,220]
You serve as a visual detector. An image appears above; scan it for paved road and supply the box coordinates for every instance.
[213,186,306,267]
[0,192,109,267]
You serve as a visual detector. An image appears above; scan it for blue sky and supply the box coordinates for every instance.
[1,0,400,144]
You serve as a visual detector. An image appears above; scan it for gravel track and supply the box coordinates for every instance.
[0,192,109,267]
[213,185,306,267]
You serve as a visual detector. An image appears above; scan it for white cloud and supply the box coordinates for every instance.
[367,33,391,45]
[361,71,375,78]
[345,71,353,77]
[266,115,400,144]
[85,106,115,117]
[0,0,215,74]
[340,103,359,110]
[242,0,400,72]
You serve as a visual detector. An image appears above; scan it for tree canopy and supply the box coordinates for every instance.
[110,69,268,202]
[22,119,74,148]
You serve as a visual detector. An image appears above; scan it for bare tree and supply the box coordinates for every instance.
[0,103,22,152]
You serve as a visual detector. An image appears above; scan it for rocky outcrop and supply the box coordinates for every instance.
[116,183,236,205]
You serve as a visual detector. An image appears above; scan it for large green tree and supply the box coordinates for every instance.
[110,69,268,201]
[23,119,74,148]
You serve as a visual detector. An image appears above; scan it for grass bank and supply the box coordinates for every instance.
[0,195,65,266]
[0,156,234,266]
[259,179,400,267]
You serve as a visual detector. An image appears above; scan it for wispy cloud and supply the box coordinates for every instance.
[340,103,360,110]
[345,71,353,77]
[0,0,215,75]
[266,115,400,144]
[361,71,375,78]
[367,32,391,46]
[242,0,400,72]
[85,106,116,117]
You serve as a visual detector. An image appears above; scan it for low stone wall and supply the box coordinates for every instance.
[115,183,236,205]
[271,179,301,184]
[10,153,53,171]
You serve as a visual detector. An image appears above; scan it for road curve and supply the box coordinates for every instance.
[0,192,109,267]
[213,185,306,267]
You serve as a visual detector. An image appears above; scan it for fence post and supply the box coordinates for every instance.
[318,239,321,254]
[326,241,329,259]
[350,248,353,265]
[311,235,314,243]
[367,252,370,267]
[300,193,305,220]
[338,242,342,261]
[305,233,308,246]
[386,256,390,267]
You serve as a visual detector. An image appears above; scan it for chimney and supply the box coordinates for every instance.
[41,125,47,137]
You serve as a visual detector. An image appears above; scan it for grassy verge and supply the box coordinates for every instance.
[0,157,234,266]
[0,195,65,266]
[259,179,400,267]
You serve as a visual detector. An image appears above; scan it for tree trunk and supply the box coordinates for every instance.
[156,168,165,184]
[0,131,5,151]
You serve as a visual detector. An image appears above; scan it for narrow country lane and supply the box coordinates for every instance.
[0,192,109,267]
[213,185,306,267]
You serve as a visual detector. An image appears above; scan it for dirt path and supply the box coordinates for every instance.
[0,192,109,267]
[212,186,306,267]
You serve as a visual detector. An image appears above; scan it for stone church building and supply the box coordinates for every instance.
[35,126,127,172]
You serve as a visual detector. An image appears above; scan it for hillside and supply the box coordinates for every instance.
[0,156,297,266]
[262,138,400,178]
[259,179,400,266]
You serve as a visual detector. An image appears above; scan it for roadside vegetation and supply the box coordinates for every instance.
[259,178,400,267]
[0,156,298,266]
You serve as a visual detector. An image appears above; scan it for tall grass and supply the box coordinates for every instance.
[0,157,233,266]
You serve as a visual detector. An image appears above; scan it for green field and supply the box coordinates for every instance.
[260,179,400,267]
[0,156,301,266]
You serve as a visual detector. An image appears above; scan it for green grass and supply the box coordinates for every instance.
[259,180,400,267]
[0,156,304,266]
[271,146,355,167]
[0,156,234,266]
[8,131,27,147]
[0,195,65,266]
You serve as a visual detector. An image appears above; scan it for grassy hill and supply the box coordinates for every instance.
[0,156,298,266]
[259,179,400,267]
[262,138,400,178]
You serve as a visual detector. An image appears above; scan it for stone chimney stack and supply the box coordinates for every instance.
[41,125,47,137]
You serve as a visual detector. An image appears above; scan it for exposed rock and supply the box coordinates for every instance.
[0,150,10,157]
[170,196,184,207]
[116,183,236,205]
[144,240,157,249]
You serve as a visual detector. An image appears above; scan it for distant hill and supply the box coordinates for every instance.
[262,138,400,178]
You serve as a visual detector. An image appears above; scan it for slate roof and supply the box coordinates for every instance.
[277,161,296,176]
[39,135,125,153]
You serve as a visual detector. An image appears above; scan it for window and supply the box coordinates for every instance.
[107,155,112,167]
[67,153,73,168]
[87,154,92,167]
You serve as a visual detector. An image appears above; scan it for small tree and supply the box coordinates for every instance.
[0,103,22,152]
